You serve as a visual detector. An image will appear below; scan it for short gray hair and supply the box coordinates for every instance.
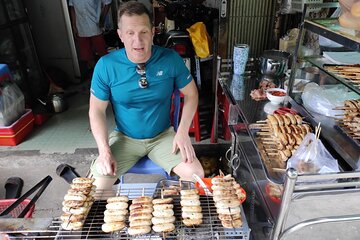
[117,1,152,29]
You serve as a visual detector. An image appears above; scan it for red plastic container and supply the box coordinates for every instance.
[0,199,35,218]
[33,113,50,126]
[0,109,34,146]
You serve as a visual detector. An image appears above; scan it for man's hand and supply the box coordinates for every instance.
[172,129,196,163]
[96,151,117,176]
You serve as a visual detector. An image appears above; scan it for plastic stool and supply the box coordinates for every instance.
[178,92,201,142]
[210,81,231,143]
[121,156,178,183]
[189,106,201,142]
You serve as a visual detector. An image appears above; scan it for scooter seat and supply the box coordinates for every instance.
[166,30,189,37]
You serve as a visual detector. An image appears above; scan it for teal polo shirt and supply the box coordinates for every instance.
[90,45,192,139]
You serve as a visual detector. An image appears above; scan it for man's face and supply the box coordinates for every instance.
[117,14,154,63]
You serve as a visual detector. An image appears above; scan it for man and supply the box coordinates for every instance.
[69,0,112,74]
[89,1,204,189]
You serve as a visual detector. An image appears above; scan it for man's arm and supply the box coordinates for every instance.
[89,94,116,175]
[172,80,199,163]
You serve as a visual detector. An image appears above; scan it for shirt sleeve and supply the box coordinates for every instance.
[90,58,110,101]
[172,52,193,89]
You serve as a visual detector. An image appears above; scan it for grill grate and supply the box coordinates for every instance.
[3,184,250,239]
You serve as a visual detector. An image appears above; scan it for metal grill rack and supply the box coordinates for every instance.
[3,183,250,239]
[55,183,250,240]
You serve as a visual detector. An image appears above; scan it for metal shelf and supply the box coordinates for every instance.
[304,18,360,52]
[287,2,360,170]
[303,56,360,95]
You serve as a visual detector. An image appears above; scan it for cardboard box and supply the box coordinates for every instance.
[0,109,34,146]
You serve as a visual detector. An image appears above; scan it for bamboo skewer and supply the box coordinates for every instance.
[262,138,276,141]
[335,113,358,116]
[336,119,360,122]
[265,149,278,152]
[333,107,359,110]
[256,120,267,123]
[257,132,272,135]
[116,185,121,197]
[272,168,286,173]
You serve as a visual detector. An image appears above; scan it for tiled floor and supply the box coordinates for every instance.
[0,85,115,154]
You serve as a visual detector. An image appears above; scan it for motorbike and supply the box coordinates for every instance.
[163,30,194,72]
[154,0,218,75]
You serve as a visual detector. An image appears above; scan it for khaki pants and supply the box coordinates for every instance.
[90,127,182,179]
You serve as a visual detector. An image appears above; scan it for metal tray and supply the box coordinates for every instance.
[334,124,360,148]
[53,185,251,240]
[1,183,250,239]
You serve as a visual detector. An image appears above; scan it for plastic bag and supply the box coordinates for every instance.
[0,82,25,126]
[287,133,339,174]
[186,22,211,58]
[301,82,359,117]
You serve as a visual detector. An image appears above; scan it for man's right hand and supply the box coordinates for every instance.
[96,152,117,176]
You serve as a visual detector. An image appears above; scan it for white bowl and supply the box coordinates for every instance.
[284,78,310,93]
[266,88,286,105]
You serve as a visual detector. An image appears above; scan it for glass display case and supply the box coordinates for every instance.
[287,2,360,170]
[218,3,360,239]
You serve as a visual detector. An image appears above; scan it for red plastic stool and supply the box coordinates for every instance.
[174,92,201,142]
[189,106,201,142]
[210,81,231,143]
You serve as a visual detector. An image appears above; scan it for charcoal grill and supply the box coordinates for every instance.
[2,183,250,239]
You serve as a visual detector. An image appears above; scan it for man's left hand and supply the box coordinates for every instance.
[172,130,196,163]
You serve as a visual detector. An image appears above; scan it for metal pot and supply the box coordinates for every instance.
[38,93,68,113]
[259,50,291,79]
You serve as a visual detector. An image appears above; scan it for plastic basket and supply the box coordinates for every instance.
[292,0,323,13]
[0,199,35,218]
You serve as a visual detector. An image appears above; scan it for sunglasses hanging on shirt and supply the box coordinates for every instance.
[136,63,148,89]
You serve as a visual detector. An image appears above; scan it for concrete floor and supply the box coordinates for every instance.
[0,148,170,218]
[0,149,95,218]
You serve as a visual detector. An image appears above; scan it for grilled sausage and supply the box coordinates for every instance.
[101,222,126,233]
[152,223,175,233]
